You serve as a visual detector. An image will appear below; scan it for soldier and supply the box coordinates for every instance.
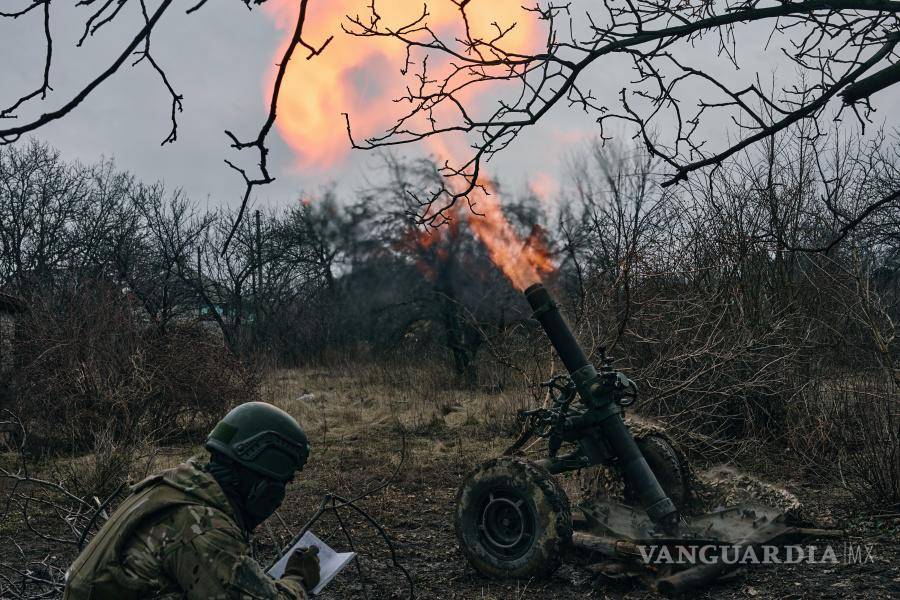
[64,402,321,599]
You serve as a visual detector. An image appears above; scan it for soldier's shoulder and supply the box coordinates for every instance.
[129,459,244,545]
[132,457,209,491]
[133,459,231,510]
[157,500,243,537]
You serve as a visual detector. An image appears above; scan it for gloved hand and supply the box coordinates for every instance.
[284,545,320,591]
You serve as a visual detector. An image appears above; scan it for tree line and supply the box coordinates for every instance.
[1,134,898,504]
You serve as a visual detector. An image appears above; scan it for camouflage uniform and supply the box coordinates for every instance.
[64,458,307,600]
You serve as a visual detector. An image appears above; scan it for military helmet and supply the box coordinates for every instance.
[206,402,310,481]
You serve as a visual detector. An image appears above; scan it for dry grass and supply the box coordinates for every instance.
[257,362,900,508]
[3,362,900,599]
[258,361,537,445]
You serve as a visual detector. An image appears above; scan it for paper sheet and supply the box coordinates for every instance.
[267,530,356,595]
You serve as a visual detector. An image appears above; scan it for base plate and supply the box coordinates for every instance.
[578,499,791,545]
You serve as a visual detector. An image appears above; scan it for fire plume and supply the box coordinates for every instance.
[264,0,555,290]
[466,184,554,290]
[425,136,554,290]
[263,0,539,168]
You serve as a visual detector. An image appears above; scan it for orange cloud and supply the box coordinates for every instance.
[264,0,555,289]
[263,0,541,168]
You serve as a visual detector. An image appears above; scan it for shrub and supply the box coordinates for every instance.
[8,282,257,452]
[786,375,900,509]
[833,379,900,509]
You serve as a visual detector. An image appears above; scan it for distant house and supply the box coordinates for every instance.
[0,292,25,374]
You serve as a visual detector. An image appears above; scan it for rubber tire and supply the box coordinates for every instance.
[455,456,572,579]
[624,434,690,511]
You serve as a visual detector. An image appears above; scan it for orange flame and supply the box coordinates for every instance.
[466,183,554,290]
[396,204,460,281]
[264,0,539,168]
[421,134,553,289]
[264,0,554,289]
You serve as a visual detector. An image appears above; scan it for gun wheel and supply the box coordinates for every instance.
[455,456,571,579]
[624,433,690,511]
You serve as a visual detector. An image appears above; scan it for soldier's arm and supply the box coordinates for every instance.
[163,524,308,600]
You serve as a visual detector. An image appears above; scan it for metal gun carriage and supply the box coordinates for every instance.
[453,283,839,594]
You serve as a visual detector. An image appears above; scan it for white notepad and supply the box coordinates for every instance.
[267,530,356,595]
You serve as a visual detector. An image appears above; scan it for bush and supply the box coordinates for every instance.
[8,282,257,452]
[833,380,900,509]
[786,375,900,509]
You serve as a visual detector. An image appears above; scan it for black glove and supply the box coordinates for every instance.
[284,545,320,591]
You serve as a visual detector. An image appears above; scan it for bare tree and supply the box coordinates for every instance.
[6,2,898,245]
[0,140,93,290]
[118,183,213,333]
[0,0,331,249]
[343,0,900,236]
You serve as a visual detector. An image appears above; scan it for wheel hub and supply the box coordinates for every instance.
[478,488,535,559]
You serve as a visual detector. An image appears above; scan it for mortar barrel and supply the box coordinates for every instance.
[524,281,680,531]
[524,283,590,374]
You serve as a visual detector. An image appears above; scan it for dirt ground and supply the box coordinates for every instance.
[2,366,898,599]
[253,368,900,600]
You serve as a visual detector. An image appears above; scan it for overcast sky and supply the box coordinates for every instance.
[2,0,899,215]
